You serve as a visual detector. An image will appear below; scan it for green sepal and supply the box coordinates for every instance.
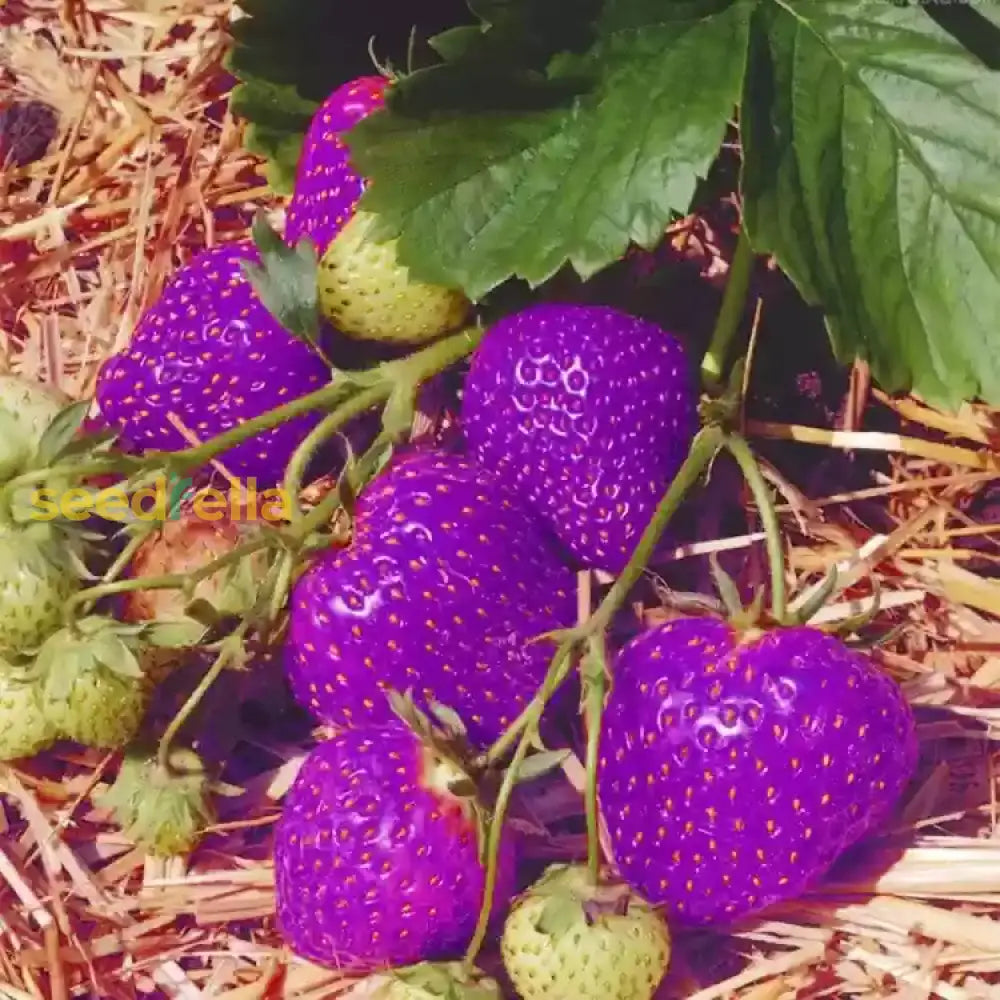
[32,400,92,468]
[35,616,148,702]
[241,212,324,353]
[142,620,210,649]
[527,864,656,941]
[372,961,503,1000]
[97,743,215,858]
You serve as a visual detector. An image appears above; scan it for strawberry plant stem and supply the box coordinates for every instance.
[465,640,577,969]
[282,384,392,524]
[700,226,754,393]
[174,326,483,474]
[157,624,250,772]
[722,434,787,623]
[486,426,724,767]
[65,535,274,619]
[582,635,608,885]
[587,425,725,634]
[100,522,161,584]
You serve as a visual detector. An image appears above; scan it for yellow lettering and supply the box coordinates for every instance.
[29,489,58,520]
[95,488,130,523]
[259,489,288,522]
[242,480,258,522]
[60,488,93,521]
[194,488,226,521]
[132,477,168,521]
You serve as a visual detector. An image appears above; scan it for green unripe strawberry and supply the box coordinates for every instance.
[501,865,671,1000]
[364,962,503,1000]
[35,617,152,749]
[0,666,57,760]
[97,745,214,857]
[0,374,69,482]
[0,522,79,654]
[317,211,470,343]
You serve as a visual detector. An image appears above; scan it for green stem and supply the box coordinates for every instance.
[589,425,724,633]
[583,636,607,885]
[723,433,787,624]
[485,432,719,768]
[100,522,160,584]
[2,457,144,506]
[464,640,577,969]
[183,325,479,472]
[66,535,274,617]
[282,384,391,524]
[700,226,754,393]
[157,624,249,771]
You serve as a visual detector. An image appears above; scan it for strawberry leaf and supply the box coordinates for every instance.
[224,0,476,194]
[347,0,752,300]
[742,0,1000,408]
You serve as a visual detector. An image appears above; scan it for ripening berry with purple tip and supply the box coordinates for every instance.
[285,75,388,256]
[597,618,918,927]
[274,724,518,972]
[284,449,578,750]
[94,240,342,488]
[461,303,698,575]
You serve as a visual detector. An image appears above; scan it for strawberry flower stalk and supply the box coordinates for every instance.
[721,432,788,624]
[465,424,725,967]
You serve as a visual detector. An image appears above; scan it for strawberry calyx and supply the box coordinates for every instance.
[34,615,149,701]
[367,961,502,1000]
[387,689,568,858]
[523,864,660,937]
[97,742,215,857]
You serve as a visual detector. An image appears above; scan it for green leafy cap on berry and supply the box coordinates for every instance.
[34,616,148,700]
[368,961,503,1000]
[386,689,568,861]
[242,212,326,359]
[522,864,661,941]
[97,743,215,857]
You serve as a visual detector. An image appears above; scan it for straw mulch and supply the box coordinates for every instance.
[3,2,1000,998]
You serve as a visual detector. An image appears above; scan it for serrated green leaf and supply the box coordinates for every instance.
[242,213,323,349]
[225,0,475,194]
[348,0,752,300]
[33,400,92,468]
[742,0,1000,408]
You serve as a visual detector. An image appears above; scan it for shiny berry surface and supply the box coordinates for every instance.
[461,303,697,574]
[285,76,388,256]
[95,240,337,487]
[275,724,517,971]
[285,449,578,750]
[598,618,918,926]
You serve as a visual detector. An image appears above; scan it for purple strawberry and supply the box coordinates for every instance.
[285,75,388,256]
[461,304,698,575]
[284,449,577,750]
[95,240,341,487]
[597,618,918,927]
[274,723,518,971]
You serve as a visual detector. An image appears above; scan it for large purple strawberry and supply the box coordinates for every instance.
[275,723,518,971]
[95,240,340,487]
[285,449,577,750]
[461,304,698,575]
[597,618,918,927]
[285,75,388,256]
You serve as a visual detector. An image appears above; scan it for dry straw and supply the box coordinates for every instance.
[4,1,1000,998]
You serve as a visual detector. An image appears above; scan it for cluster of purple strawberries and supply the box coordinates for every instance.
[94,76,919,978]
